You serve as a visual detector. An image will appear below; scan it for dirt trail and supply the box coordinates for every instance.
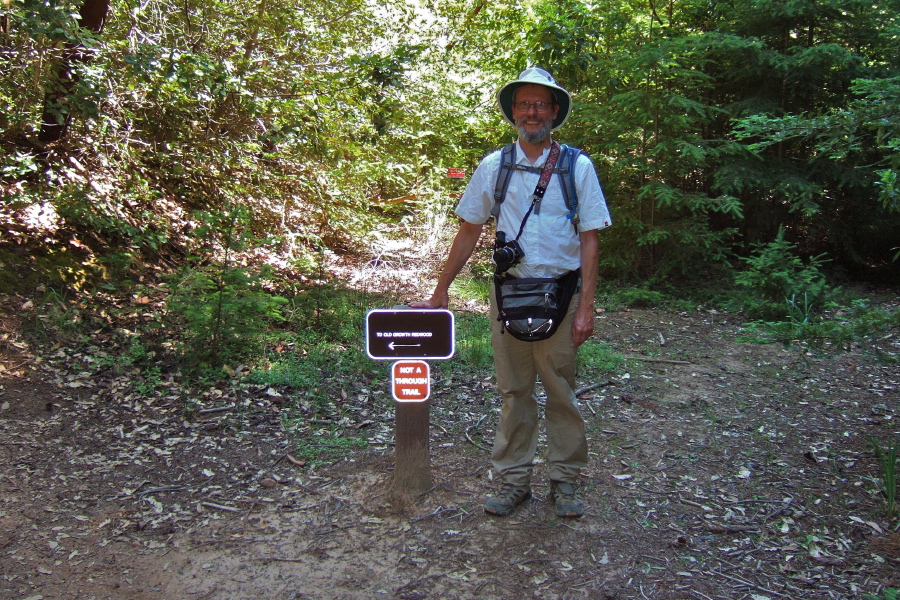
[2,306,899,599]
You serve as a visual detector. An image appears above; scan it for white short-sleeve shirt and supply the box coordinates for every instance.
[455,141,612,279]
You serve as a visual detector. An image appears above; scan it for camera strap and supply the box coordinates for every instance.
[510,141,562,243]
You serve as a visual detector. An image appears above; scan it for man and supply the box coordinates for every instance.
[411,66,612,518]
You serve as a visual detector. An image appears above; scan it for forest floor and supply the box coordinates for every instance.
[1,283,899,600]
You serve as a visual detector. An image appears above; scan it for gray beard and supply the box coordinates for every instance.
[516,122,552,144]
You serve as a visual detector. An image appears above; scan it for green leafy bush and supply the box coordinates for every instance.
[577,341,625,377]
[869,436,898,520]
[596,281,698,312]
[734,228,830,320]
[282,283,368,345]
[167,263,286,367]
[166,207,286,368]
[454,313,492,368]
[739,298,900,353]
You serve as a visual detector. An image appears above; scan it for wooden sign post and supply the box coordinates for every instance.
[365,309,454,495]
[391,360,431,492]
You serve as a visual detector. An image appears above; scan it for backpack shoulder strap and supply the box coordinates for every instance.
[491,143,517,220]
[558,145,582,231]
[491,143,584,231]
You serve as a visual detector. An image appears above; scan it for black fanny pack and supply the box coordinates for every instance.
[494,269,580,342]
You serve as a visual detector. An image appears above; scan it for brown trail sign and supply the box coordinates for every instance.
[365,309,454,494]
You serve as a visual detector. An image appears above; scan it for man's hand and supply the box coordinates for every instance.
[408,289,449,310]
[573,229,599,349]
[408,220,483,312]
[572,304,594,348]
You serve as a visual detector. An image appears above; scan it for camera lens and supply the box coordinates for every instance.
[494,246,515,265]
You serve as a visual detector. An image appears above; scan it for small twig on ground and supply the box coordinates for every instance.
[627,357,692,365]
[200,501,241,513]
[703,569,786,597]
[411,506,456,523]
[512,557,554,567]
[252,557,305,563]
[418,485,439,498]
[575,381,615,395]
[138,485,188,497]
[723,498,790,506]
[285,454,307,467]
[242,498,261,520]
[313,524,355,535]
[465,414,490,452]
[396,572,451,594]
[639,486,681,496]
[571,576,608,589]
[190,585,218,599]
[652,449,672,471]
[418,482,474,499]
[198,405,234,415]
[0,359,32,372]
[763,497,794,522]
[707,523,760,534]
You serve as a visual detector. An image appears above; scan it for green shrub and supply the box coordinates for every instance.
[451,275,492,305]
[616,287,667,308]
[734,228,830,320]
[288,433,370,467]
[578,341,625,377]
[167,262,287,367]
[870,436,898,520]
[283,283,367,345]
[166,206,286,368]
[250,339,379,392]
[453,312,493,368]
[739,297,900,353]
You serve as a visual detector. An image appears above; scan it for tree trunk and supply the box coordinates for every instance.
[37,0,110,144]
[1,0,11,36]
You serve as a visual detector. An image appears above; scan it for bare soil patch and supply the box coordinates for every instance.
[1,294,899,600]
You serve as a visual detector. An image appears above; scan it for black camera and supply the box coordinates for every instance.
[492,231,524,273]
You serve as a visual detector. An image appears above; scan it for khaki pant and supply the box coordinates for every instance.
[489,285,587,487]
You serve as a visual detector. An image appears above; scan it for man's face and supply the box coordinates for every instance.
[512,84,559,145]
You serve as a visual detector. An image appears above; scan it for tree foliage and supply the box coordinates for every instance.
[1,0,898,292]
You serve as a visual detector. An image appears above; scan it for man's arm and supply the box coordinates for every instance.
[409,220,484,309]
[572,228,599,348]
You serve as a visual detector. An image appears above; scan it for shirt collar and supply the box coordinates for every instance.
[515,140,553,167]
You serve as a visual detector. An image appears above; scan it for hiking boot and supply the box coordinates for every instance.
[551,481,584,518]
[484,483,532,516]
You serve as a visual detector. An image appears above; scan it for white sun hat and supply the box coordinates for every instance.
[496,66,572,132]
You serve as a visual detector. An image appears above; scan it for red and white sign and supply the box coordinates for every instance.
[447,168,466,179]
[391,360,430,403]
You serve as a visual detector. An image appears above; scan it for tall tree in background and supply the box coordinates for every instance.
[37,0,109,143]
[524,0,746,277]
[2,0,11,35]
[1,0,898,285]
[712,0,900,276]
[517,0,900,280]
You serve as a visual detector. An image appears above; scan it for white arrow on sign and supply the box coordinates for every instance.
[388,342,422,350]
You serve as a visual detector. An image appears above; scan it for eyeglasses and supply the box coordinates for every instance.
[514,100,554,113]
